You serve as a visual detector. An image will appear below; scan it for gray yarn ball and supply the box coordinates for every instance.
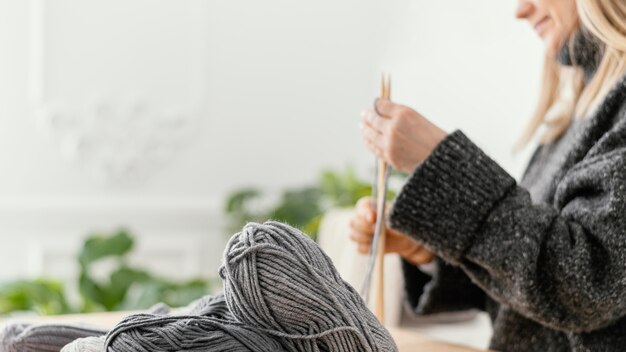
[220,221,398,352]
[188,293,232,319]
[102,221,398,352]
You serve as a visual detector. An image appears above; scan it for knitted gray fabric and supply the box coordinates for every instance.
[0,323,106,352]
[390,73,626,350]
[103,221,397,352]
[557,29,603,83]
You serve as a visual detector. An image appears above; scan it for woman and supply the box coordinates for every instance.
[350,1,626,351]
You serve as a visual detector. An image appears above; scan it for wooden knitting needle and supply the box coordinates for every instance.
[373,73,391,323]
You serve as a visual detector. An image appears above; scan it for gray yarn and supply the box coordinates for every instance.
[220,221,397,352]
[103,221,397,352]
[0,323,106,352]
[105,313,284,351]
[0,221,396,351]
[0,301,175,352]
[105,292,272,351]
[188,293,232,319]
[62,295,236,352]
[0,222,397,352]
[60,336,105,352]
[146,303,171,316]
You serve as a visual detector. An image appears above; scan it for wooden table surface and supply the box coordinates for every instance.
[1,312,485,352]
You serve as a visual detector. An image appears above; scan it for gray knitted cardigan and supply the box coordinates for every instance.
[390,39,626,351]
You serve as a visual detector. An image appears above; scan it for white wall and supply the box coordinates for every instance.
[0,0,545,283]
[0,0,383,283]
[379,0,544,177]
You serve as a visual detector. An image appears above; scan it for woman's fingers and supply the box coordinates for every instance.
[349,213,375,249]
[412,247,435,265]
[352,196,436,263]
[403,242,436,265]
[355,197,376,222]
[361,108,390,133]
[361,125,386,160]
[357,243,371,255]
[361,109,388,152]
[375,99,403,118]
[350,197,376,251]
[349,229,373,245]
[360,100,448,173]
[362,119,384,146]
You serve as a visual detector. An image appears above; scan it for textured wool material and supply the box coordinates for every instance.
[104,221,397,352]
[0,298,189,352]
[557,29,604,83]
[220,221,397,352]
[104,292,285,351]
[106,312,284,352]
[63,294,243,352]
[187,292,232,318]
[390,72,626,350]
[0,323,106,352]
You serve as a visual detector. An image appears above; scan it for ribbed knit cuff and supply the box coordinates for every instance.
[390,130,516,262]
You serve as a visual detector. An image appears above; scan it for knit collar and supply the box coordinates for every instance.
[557,29,604,83]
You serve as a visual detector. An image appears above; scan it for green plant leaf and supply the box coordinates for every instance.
[78,229,134,268]
[105,267,151,310]
[160,279,208,308]
[302,214,323,241]
[223,167,387,241]
[1,229,212,316]
[121,278,209,310]
[224,188,261,214]
[319,167,372,207]
[0,279,71,315]
[269,187,322,228]
[78,272,106,312]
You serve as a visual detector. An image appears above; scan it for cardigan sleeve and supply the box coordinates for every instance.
[389,128,626,332]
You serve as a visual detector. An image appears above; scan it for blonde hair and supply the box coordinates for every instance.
[516,0,626,149]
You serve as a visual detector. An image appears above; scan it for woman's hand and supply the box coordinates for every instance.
[361,100,448,174]
[349,197,435,266]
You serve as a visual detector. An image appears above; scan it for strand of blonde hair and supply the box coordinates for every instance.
[516,0,626,151]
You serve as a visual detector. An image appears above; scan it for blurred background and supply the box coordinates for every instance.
[0,0,542,331]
